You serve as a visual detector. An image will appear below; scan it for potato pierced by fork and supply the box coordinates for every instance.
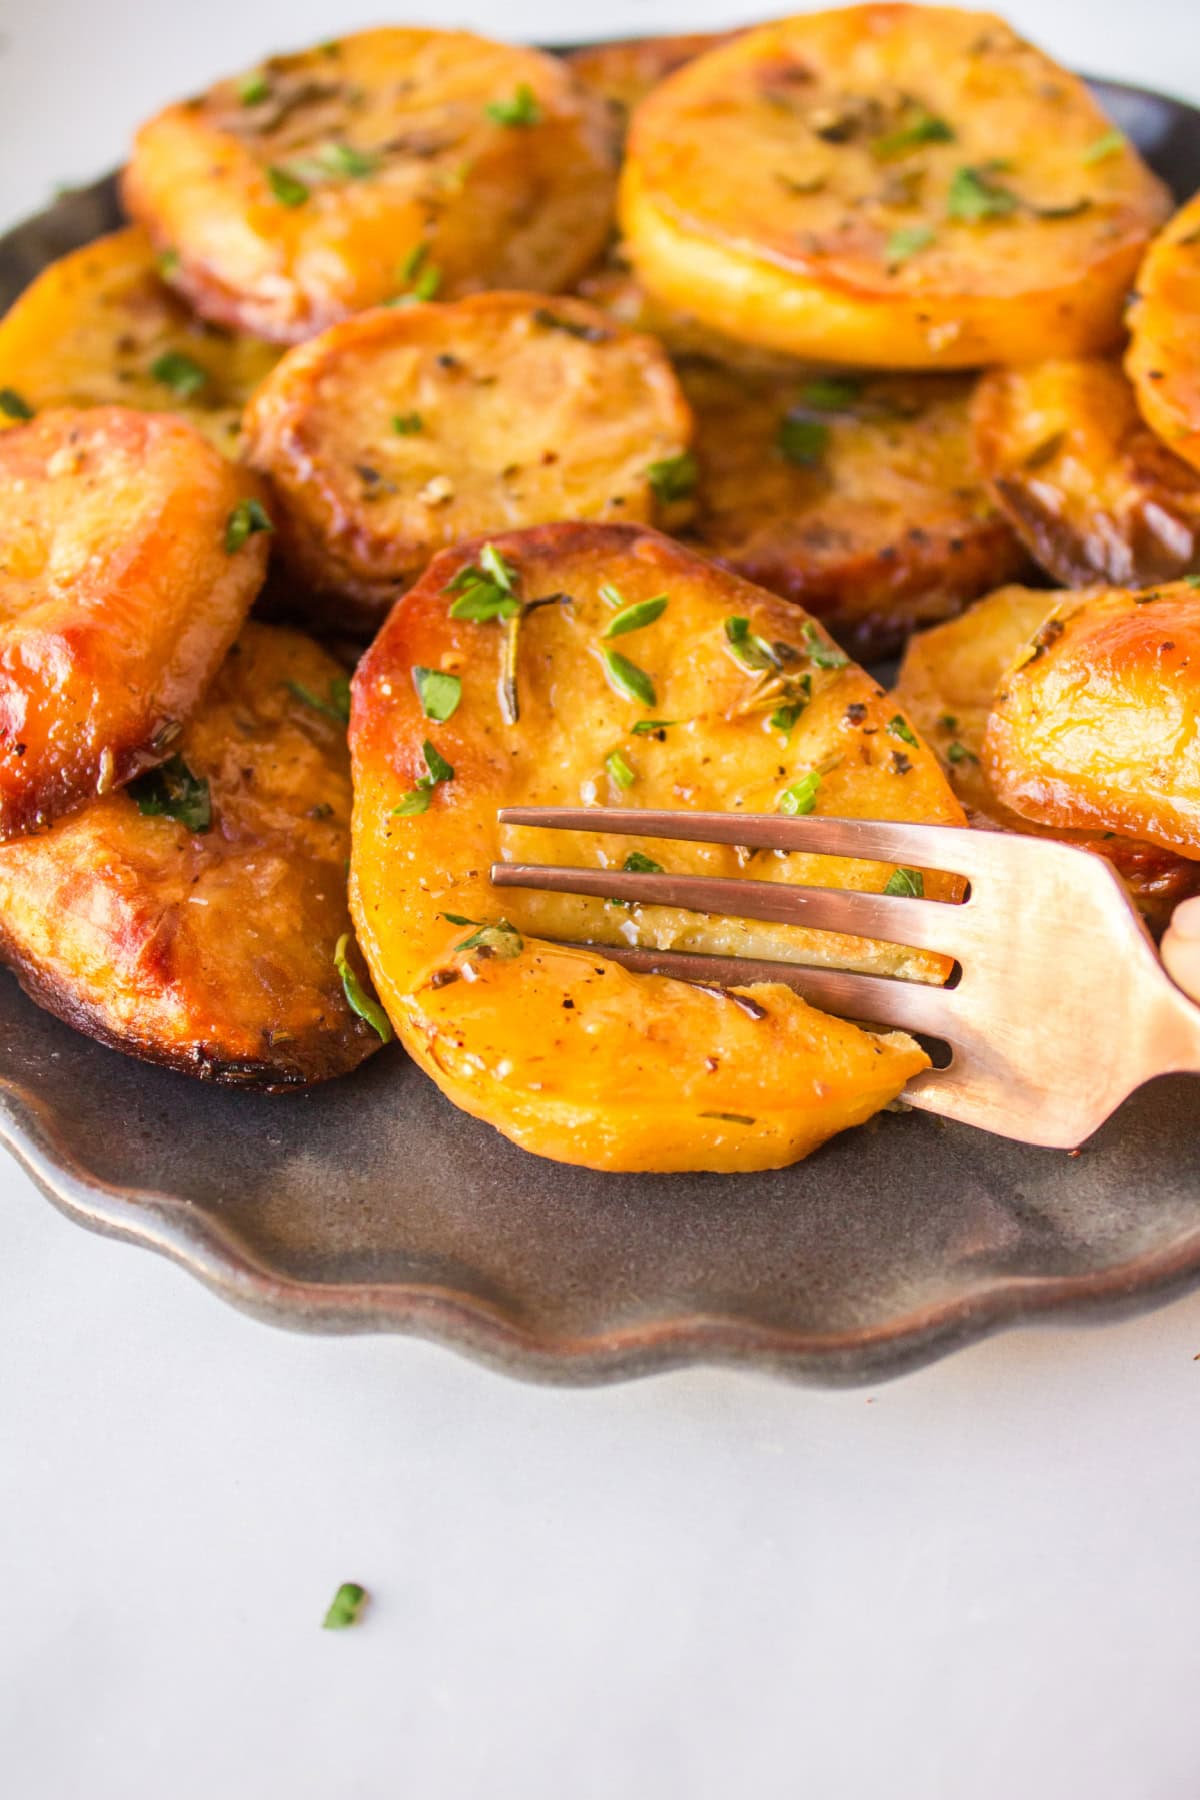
[0,624,382,1087]
[350,521,966,1172]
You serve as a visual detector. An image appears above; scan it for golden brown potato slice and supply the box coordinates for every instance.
[0,228,281,457]
[894,584,1200,924]
[679,358,1028,658]
[972,357,1200,586]
[984,579,1200,856]
[620,8,1170,368]
[0,407,268,841]
[350,521,966,1174]
[0,623,382,1086]
[123,27,617,344]
[566,31,743,135]
[1126,191,1200,476]
[243,294,693,630]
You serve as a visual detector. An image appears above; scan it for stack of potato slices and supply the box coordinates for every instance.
[0,10,1197,1168]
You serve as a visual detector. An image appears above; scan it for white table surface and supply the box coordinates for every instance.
[2,5,1200,1797]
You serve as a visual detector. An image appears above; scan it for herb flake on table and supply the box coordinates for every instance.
[323,1581,369,1629]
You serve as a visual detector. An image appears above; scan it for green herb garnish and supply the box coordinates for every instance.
[412,667,462,723]
[392,412,423,435]
[623,851,663,874]
[724,614,781,674]
[602,595,668,638]
[445,544,521,621]
[317,141,378,178]
[885,224,935,266]
[1082,129,1124,165]
[884,867,925,897]
[873,109,955,159]
[778,413,829,467]
[947,163,1018,222]
[946,740,978,765]
[224,496,273,554]
[237,69,270,104]
[802,622,848,669]
[779,771,821,816]
[887,713,918,746]
[156,249,180,278]
[288,675,351,725]
[605,748,636,788]
[267,165,310,207]
[455,918,523,957]
[393,739,454,815]
[1183,575,1200,590]
[603,650,656,708]
[334,937,392,1043]
[323,1581,369,1628]
[149,350,207,399]
[646,451,698,504]
[129,755,212,832]
[486,84,542,127]
[631,718,679,736]
[800,377,862,411]
[391,241,442,303]
[0,388,34,421]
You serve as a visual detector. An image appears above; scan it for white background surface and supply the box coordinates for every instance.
[1,5,1200,1797]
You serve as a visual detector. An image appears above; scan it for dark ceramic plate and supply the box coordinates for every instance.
[1,72,1199,1385]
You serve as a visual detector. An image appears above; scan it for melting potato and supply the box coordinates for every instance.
[894,585,1200,924]
[0,407,267,840]
[243,294,693,630]
[679,357,1027,658]
[1126,190,1200,476]
[123,27,617,344]
[0,623,380,1086]
[972,357,1200,586]
[350,522,966,1173]
[566,31,743,136]
[0,228,280,457]
[620,7,1169,367]
[985,579,1200,856]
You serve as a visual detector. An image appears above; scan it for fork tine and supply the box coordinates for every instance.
[498,807,985,875]
[540,940,961,1038]
[492,862,970,956]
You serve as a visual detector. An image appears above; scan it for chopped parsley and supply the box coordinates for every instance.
[887,713,918,746]
[946,740,978,765]
[334,937,392,1043]
[800,377,862,412]
[1082,130,1124,165]
[129,755,212,832]
[937,713,959,732]
[631,718,679,736]
[316,141,378,178]
[1183,575,1200,590]
[603,649,656,708]
[605,748,636,788]
[947,163,1019,222]
[392,412,423,435]
[237,69,270,105]
[454,917,523,957]
[412,667,462,723]
[156,248,181,277]
[623,851,663,874]
[873,109,955,159]
[266,165,309,207]
[602,595,668,638]
[149,350,207,399]
[803,622,848,669]
[392,740,454,815]
[392,241,442,303]
[885,224,935,266]
[778,413,829,467]
[724,614,781,674]
[779,771,820,816]
[884,867,925,897]
[287,675,351,725]
[445,544,521,621]
[224,496,273,554]
[646,451,698,504]
[0,387,34,421]
[486,84,542,128]
[323,1582,369,1630]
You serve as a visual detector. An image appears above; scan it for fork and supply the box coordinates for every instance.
[491,808,1200,1149]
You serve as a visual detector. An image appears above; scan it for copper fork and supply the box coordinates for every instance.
[491,807,1200,1149]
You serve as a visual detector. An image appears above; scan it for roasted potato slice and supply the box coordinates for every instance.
[123,27,617,344]
[350,522,966,1174]
[0,407,268,840]
[243,294,693,630]
[0,623,381,1086]
[894,584,1200,924]
[0,228,280,456]
[566,31,743,136]
[984,579,1200,856]
[1126,190,1200,476]
[972,357,1200,586]
[620,7,1170,368]
[679,357,1028,658]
